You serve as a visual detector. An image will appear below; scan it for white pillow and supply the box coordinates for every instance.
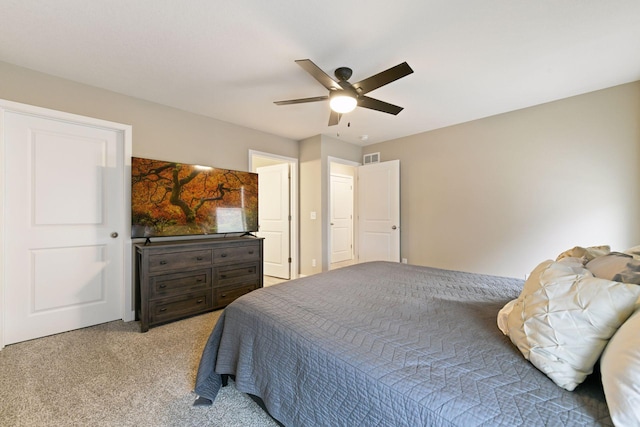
[587,252,640,284]
[506,259,640,391]
[556,245,610,264]
[624,245,640,259]
[601,308,640,427]
[497,298,516,335]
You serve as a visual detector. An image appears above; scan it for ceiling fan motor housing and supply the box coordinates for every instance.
[334,67,353,81]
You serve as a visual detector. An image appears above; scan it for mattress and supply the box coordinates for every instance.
[195,261,611,426]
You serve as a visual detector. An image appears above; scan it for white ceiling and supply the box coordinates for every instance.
[1,0,639,146]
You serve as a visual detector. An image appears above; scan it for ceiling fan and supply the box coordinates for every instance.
[274,59,413,126]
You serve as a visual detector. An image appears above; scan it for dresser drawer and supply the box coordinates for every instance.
[149,269,211,299]
[213,244,260,264]
[149,292,212,324]
[135,237,263,332]
[148,249,212,273]
[216,263,259,286]
[215,283,259,307]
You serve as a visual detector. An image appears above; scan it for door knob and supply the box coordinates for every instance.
[391,225,397,230]
[111,232,119,238]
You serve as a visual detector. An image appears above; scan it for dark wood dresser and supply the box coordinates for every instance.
[135,236,263,332]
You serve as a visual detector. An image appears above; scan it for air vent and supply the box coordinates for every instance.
[363,152,380,165]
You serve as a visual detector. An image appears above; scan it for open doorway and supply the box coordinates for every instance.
[328,157,359,271]
[249,150,298,281]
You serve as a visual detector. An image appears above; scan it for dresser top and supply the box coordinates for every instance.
[135,235,263,251]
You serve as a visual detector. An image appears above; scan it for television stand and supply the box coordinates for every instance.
[134,236,264,332]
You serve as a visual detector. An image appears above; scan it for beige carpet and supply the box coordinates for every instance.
[0,311,279,427]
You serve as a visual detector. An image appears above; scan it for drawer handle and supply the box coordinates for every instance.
[220,293,227,298]
[159,260,167,265]
[248,250,254,254]
[196,256,204,261]
[159,308,167,312]
[248,269,254,273]
[220,274,227,279]
[196,299,204,304]
[196,278,203,283]
[159,284,167,289]
[220,253,227,258]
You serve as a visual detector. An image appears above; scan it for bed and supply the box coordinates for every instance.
[194,261,613,426]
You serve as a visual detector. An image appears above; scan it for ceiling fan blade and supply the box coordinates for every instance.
[352,62,413,95]
[274,95,328,105]
[295,59,342,91]
[358,96,404,115]
[328,110,341,126]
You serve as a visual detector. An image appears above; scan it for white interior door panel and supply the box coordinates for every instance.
[3,109,126,345]
[357,160,400,263]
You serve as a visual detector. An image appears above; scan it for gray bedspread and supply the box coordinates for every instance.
[195,261,611,426]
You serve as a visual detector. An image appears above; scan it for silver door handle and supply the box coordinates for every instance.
[111,232,119,238]
[391,226,397,230]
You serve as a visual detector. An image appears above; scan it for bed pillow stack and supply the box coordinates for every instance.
[498,245,640,424]
[498,247,640,390]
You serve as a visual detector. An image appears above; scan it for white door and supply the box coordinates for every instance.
[257,163,290,279]
[330,174,354,264]
[3,110,125,345]
[357,160,400,262]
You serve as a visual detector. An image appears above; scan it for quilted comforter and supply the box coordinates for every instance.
[195,261,611,426]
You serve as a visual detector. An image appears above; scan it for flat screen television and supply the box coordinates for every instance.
[131,157,258,238]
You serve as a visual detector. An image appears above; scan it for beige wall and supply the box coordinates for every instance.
[299,135,362,275]
[5,61,637,280]
[1,61,371,278]
[331,162,356,177]
[364,81,640,278]
[0,61,298,171]
[299,136,323,275]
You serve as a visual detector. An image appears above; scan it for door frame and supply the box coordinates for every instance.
[0,99,133,349]
[249,150,298,279]
[326,157,360,270]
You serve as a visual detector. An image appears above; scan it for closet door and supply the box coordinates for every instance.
[2,105,128,345]
[330,174,354,264]
[358,160,400,262]
[257,163,291,279]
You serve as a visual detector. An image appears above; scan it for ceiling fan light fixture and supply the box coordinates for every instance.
[275,59,413,126]
[329,93,357,114]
